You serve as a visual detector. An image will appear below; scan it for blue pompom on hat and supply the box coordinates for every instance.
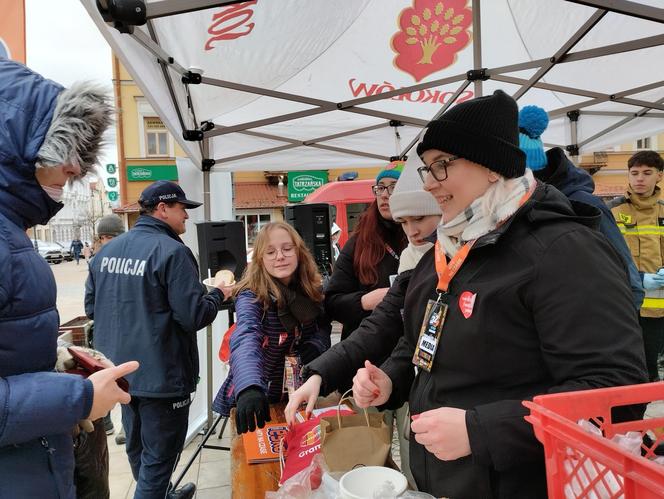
[518,105,549,171]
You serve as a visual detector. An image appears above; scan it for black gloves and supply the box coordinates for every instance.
[235,387,271,434]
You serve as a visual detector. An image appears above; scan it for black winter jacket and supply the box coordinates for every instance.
[373,183,648,498]
[324,223,403,340]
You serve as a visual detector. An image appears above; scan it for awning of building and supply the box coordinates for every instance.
[113,202,140,214]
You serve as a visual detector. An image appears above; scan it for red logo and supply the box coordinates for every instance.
[300,426,321,447]
[205,1,257,51]
[458,291,476,319]
[278,332,288,346]
[392,0,473,82]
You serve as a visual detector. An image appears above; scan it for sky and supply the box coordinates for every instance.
[26,0,117,186]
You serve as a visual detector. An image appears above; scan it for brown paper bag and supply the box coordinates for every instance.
[319,392,392,473]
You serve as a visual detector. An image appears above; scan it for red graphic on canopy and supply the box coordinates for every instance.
[392,0,473,82]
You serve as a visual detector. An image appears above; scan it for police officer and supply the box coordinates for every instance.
[85,181,226,499]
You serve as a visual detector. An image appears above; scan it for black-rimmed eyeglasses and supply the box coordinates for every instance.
[417,156,461,182]
[371,184,397,197]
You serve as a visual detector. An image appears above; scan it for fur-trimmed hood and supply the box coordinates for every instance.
[0,58,113,228]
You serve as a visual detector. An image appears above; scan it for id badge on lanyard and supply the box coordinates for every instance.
[412,294,448,372]
[283,326,303,394]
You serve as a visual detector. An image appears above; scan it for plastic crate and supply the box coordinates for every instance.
[525,382,664,498]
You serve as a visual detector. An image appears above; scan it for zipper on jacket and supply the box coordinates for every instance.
[414,372,434,492]
[41,437,62,496]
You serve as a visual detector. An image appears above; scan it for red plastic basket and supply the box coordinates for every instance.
[525,382,664,498]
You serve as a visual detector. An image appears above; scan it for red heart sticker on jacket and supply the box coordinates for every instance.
[459,291,477,319]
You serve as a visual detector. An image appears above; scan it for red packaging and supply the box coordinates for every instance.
[279,407,353,485]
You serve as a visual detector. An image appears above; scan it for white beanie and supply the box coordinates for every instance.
[389,151,441,221]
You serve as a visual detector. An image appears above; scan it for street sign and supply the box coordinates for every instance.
[106,163,116,174]
[108,191,118,202]
[107,177,118,188]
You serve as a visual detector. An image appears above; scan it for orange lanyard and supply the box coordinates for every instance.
[435,240,475,293]
[434,184,536,293]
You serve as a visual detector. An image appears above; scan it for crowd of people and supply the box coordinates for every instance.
[0,55,661,499]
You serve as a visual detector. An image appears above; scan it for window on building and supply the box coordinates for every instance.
[637,137,651,150]
[236,213,272,247]
[145,117,169,157]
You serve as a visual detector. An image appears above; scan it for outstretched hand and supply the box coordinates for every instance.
[87,361,139,421]
[285,375,322,426]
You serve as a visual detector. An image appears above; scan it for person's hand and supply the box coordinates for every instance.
[285,375,322,425]
[352,360,392,408]
[215,281,235,301]
[87,361,139,421]
[643,273,664,290]
[360,287,389,311]
[235,387,271,433]
[411,407,471,461]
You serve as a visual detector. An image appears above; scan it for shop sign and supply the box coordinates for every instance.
[127,165,179,182]
[287,170,327,202]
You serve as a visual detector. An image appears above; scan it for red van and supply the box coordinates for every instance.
[304,179,374,247]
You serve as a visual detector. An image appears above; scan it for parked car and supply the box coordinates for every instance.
[32,239,64,264]
[56,242,73,262]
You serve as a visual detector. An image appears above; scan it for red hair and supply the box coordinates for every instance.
[352,201,406,286]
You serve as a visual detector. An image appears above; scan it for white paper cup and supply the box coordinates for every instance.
[339,466,408,499]
[202,277,216,292]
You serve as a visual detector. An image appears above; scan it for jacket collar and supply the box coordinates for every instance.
[134,215,185,244]
[626,186,661,209]
[473,181,601,250]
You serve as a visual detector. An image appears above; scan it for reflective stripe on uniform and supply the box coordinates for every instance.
[642,297,664,309]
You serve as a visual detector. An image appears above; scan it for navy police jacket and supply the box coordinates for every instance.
[85,215,223,397]
[0,59,94,499]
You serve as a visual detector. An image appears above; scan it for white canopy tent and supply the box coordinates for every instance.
[82,0,664,440]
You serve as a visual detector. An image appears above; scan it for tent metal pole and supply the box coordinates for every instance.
[202,166,213,430]
[146,0,247,20]
[146,20,188,132]
[564,0,664,24]
[569,112,580,165]
[579,97,664,148]
[581,111,664,118]
[472,0,482,97]
[130,29,187,75]
[512,9,606,100]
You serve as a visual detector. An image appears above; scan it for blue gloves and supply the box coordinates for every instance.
[643,272,664,291]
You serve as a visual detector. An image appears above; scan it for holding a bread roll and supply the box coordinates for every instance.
[214,269,236,286]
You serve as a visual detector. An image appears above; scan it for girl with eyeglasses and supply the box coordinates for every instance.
[212,222,331,433]
[345,91,647,498]
[325,162,408,342]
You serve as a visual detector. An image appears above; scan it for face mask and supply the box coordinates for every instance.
[42,185,63,202]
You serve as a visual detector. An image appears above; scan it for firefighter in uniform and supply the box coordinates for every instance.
[609,150,664,381]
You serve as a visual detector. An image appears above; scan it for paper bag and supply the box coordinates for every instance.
[319,407,391,472]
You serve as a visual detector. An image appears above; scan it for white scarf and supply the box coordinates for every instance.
[398,241,434,274]
[437,169,536,257]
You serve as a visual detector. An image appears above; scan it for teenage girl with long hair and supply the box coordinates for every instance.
[213,222,331,433]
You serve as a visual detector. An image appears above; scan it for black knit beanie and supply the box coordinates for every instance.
[417,90,526,178]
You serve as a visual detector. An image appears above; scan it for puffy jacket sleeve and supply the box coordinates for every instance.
[465,229,648,472]
[165,246,223,333]
[229,291,267,395]
[324,237,367,324]
[297,310,332,366]
[305,272,410,395]
[0,373,93,446]
[595,203,645,309]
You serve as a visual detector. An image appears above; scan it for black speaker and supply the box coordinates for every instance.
[196,221,247,282]
[284,203,333,277]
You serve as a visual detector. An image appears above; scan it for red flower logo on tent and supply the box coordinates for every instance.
[392,0,473,82]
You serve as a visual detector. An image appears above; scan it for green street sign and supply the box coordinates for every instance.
[287,170,328,202]
[106,163,116,174]
[127,164,179,182]
[107,177,118,188]
[108,191,118,202]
